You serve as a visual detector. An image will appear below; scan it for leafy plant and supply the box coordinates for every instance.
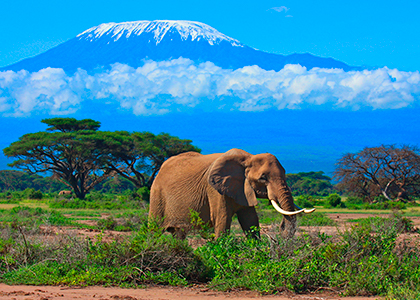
[326,193,343,208]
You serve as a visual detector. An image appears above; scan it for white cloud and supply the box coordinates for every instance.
[0,59,419,116]
[269,6,290,13]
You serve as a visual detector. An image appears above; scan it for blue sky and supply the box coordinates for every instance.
[1,0,420,173]
[1,0,420,71]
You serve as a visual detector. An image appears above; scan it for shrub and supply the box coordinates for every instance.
[294,195,314,208]
[344,196,363,209]
[326,193,343,208]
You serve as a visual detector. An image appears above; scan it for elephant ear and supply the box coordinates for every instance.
[208,149,257,207]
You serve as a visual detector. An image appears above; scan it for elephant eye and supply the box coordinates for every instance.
[258,174,268,182]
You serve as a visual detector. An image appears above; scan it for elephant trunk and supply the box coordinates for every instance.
[268,180,298,238]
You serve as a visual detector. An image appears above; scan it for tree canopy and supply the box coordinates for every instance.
[3,118,200,199]
[334,144,420,201]
[286,171,334,196]
[42,118,101,132]
[100,131,201,188]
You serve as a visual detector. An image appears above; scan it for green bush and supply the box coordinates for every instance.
[326,193,344,208]
[24,188,43,200]
[344,196,364,209]
[294,195,314,208]
[362,201,406,210]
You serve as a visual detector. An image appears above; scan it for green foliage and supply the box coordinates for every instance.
[297,212,336,226]
[136,187,150,202]
[49,191,148,210]
[0,206,74,227]
[294,195,323,208]
[97,216,118,230]
[348,212,416,233]
[326,193,343,208]
[0,219,211,286]
[189,210,214,240]
[361,201,407,210]
[104,131,201,188]
[94,175,137,194]
[42,118,101,132]
[196,212,420,296]
[0,170,66,193]
[3,118,201,198]
[384,286,420,300]
[294,194,314,208]
[343,195,413,210]
[23,188,43,200]
[3,125,116,199]
[286,171,334,196]
[0,207,419,298]
[343,196,364,209]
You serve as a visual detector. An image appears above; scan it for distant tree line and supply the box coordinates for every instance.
[0,170,141,194]
[0,170,66,192]
[286,171,335,196]
[3,118,200,199]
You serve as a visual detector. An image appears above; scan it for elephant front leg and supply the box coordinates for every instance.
[213,215,233,239]
[236,206,260,239]
[212,201,235,239]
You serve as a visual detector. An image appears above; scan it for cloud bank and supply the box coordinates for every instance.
[0,58,419,116]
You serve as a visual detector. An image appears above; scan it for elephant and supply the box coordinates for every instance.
[149,148,315,239]
[58,190,72,195]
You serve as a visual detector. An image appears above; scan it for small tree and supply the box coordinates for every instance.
[3,118,114,199]
[334,144,420,202]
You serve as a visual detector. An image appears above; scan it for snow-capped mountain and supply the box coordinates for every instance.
[78,20,243,47]
[1,20,355,73]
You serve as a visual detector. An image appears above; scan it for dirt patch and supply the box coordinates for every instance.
[0,283,382,300]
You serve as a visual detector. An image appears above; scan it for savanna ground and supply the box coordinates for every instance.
[1,197,420,300]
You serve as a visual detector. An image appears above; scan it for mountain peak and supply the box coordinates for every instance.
[1,20,355,73]
[77,20,244,47]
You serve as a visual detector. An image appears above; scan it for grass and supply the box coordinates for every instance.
[1,211,418,298]
[0,196,420,299]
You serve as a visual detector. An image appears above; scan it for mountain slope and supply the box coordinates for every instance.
[1,20,355,73]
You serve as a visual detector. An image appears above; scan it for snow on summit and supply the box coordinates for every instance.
[77,20,243,47]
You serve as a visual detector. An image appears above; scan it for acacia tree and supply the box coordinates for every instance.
[3,118,115,199]
[103,131,201,188]
[334,144,420,201]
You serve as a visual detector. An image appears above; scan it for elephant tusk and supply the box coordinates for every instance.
[294,204,316,214]
[270,200,304,215]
